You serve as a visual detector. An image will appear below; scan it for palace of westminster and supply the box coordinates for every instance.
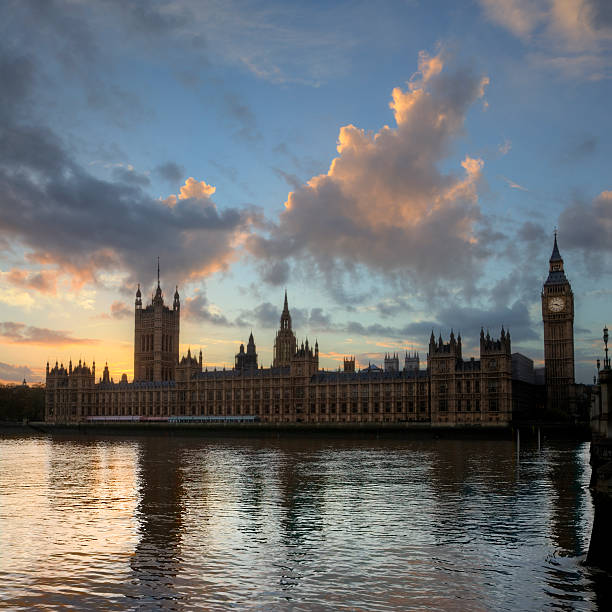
[45,236,577,426]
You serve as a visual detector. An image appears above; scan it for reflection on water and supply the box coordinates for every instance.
[0,434,607,610]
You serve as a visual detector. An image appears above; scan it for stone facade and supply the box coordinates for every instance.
[45,286,513,427]
[133,264,180,382]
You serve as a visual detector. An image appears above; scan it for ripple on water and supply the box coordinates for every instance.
[0,436,605,610]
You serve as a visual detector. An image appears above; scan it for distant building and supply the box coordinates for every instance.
[343,357,355,373]
[384,353,399,373]
[404,352,420,372]
[235,333,258,371]
[512,353,535,384]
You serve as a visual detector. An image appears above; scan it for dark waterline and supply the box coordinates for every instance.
[0,434,609,610]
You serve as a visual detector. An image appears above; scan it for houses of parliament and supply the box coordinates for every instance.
[45,236,576,427]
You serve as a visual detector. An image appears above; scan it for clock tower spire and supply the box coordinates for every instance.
[541,231,575,414]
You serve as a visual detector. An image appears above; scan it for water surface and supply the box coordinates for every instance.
[0,434,606,610]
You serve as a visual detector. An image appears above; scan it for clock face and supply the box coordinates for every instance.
[548,297,565,312]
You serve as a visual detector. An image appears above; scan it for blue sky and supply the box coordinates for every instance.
[1,0,611,384]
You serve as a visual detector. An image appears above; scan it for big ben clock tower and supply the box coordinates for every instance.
[541,232,575,412]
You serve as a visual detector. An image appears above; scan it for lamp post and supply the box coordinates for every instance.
[604,326,610,369]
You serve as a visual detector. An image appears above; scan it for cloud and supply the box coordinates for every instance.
[498,139,512,155]
[161,177,218,208]
[559,190,612,258]
[182,292,232,326]
[237,302,281,329]
[0,361,35,384]
[0,322,98,345]
[110,301,131,319]
[155,161,185,184]
[500,175,529,191]
[479,0,612,79]
[3,269,58,294]
[437,301,538,342]
[248,50,490,299]
[112,165,150,187]
[374,296,413,318]
[0,49,257,291]
[259,260,290,285]
[561,135,597,162]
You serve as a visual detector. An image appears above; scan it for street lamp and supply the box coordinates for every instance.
[604,326,610,369]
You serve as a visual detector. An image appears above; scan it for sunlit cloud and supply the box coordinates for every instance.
[248,50,490,298]
[2,268,58,294]
[479,0,612,79]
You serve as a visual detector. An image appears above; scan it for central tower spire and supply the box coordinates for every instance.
[273,290,297,367]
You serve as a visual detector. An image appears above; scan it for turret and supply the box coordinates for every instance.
[135,283,142,308]
[173,285,180,311]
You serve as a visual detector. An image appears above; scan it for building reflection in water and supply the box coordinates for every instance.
[275,443,327,595]
[128,437,185,608]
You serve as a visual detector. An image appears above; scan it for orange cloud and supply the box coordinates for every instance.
[163,177,217,208]
[4,268,59,294]
[252,50,489,293]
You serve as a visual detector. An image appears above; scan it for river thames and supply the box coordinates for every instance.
[0,433,609,610]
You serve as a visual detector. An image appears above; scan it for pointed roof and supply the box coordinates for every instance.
[545,231,568,285]
[550,231,562,262]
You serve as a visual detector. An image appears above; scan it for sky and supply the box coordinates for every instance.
[1,0,611,385]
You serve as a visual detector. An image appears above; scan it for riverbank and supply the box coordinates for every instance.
[22,420,591,440]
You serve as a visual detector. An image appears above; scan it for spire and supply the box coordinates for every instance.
[545,230,568,285]
[550,229,562,262]
[280,290,292,330]
[153,258,163,302]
